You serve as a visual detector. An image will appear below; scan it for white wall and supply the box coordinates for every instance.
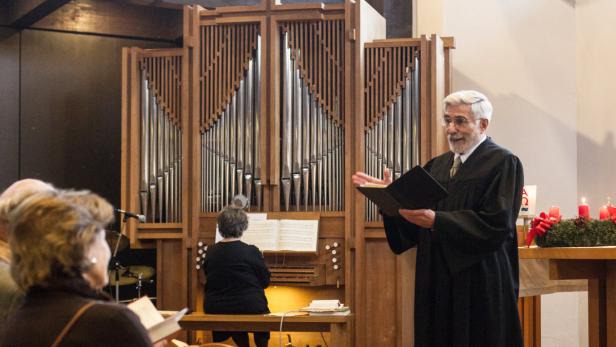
[576,0,616,215]
[417,0,588,346]
[441,0,579,218]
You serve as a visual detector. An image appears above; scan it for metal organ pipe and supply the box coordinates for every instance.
[199,21,345,213]
[363,46,420,221]
[139,56,182,223]
[278,23,345,212]
[200,30,262,213]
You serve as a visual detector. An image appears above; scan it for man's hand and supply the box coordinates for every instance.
[398,209,435,228]
[352,168,392,187]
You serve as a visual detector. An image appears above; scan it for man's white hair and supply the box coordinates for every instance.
[443,90,493,122]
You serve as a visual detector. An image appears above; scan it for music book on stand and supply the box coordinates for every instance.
[240,219,319,253]
[356,166,448,217]
[216,214,319,253]
[127,296,188,343]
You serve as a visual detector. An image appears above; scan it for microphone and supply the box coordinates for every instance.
[116,209,146,223]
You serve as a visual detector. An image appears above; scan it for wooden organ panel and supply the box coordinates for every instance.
[121,47,186,245]
[357,36,455,347]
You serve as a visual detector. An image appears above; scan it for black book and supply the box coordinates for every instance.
[356,166,448,217]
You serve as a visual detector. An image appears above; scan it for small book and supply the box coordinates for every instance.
[127,296,188,343]
[357,165,448,217]
[299,300,351,316]
[267,311,309,317]
[241,219,319,253]
[307,309,351,316]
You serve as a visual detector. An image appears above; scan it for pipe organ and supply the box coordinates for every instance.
[364,44,420,221]
[121,1,454,345]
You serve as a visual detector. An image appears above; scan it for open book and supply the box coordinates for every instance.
[357,165,448,217]
[127,296,188,343]
[215,213,319,252]
[241,219,319,252]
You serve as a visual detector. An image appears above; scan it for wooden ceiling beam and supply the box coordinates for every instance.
[32,0,182,42]
[4,0,71,28]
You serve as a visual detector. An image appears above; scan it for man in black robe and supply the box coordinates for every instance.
[353,90,524,347]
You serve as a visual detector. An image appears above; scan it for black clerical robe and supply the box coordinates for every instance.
[383,138,524,347]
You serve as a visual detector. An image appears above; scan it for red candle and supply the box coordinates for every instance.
[579,198,590,219]
[599,205,610,220]
[548,206,560,219]
[609,205,616,218]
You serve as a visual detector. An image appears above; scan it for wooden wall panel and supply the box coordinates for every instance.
[157,239,187,309]
[364,239,398,346]
[0,28,20,190]
[33,0,182,41]
[19,29,171,207]
[383,0,412,38]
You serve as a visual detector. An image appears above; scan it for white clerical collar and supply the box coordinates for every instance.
[455,134,487,163]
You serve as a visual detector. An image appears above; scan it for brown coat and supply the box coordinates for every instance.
[1,278,152,347]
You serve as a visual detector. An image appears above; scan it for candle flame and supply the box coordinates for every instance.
[581,197,587,204]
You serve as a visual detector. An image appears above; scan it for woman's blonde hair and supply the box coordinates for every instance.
[8,190,113,290]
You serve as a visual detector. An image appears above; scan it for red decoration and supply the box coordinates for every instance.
[549,206,560,219]
[600,205,610,220]
[579,200,590,220]
[525,211,561,247]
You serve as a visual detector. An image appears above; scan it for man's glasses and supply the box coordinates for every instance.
[442,116,471,128]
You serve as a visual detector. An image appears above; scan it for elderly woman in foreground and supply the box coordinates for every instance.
[1,190,153,347]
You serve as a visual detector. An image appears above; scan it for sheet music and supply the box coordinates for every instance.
[277,219,319,252]
[215,213,268,243]
[241,219,279,251]
[247,213,268,221]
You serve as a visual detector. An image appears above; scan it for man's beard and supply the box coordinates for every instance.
[448,131,481,154]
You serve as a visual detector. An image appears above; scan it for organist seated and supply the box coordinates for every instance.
[203,195,271,347]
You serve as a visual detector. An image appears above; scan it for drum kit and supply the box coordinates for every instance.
[105,230,156,302]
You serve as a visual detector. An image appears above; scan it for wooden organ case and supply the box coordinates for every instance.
[121,1,454,345]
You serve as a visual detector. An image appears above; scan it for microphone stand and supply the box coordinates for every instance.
[108,213,128,303]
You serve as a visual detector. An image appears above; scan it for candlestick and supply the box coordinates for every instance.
[548,206,560,219]
[599,205,610,220]
[579,198,590,220]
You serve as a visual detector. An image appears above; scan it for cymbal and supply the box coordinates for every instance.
[109,275,138,286]
[124,265,155,280]
[108,265,155,286]
[105,230,129,253]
